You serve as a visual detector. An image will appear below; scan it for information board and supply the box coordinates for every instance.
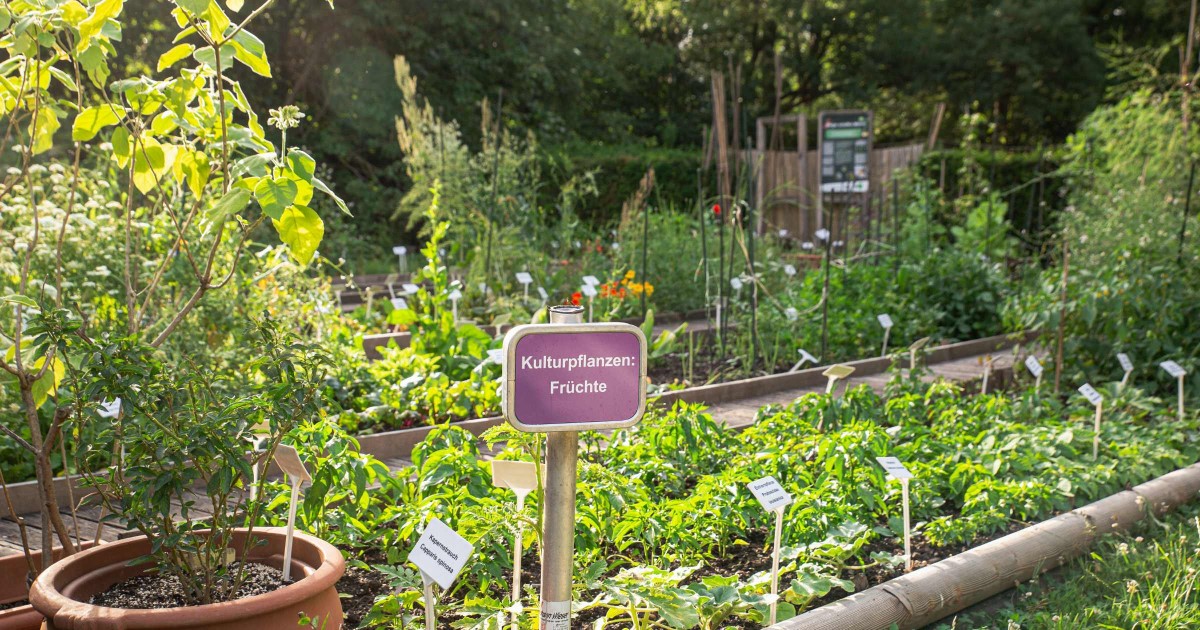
[819,111,872,193]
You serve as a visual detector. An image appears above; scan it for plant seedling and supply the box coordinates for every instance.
[908,336,930,371]
[747,476,793,625]
[1117,353,1134,391]
[408,518,474,630]
[273,444,311,582]
[491,460,539,629]
[1160,361,1187,422]
[877,314,894,357]
[1078,384,1104,459]
[823,364,855,394]
[875,457,914,571]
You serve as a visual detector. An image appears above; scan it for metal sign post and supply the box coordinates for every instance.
[502,306,647,630]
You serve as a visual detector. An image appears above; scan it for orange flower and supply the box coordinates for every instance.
[570,291,582,305]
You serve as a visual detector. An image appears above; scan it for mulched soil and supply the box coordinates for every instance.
[89,562,291,609]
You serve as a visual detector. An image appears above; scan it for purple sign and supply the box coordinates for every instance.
[503,324,646,432]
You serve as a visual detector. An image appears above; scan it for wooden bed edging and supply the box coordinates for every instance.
[771,462,1200,630]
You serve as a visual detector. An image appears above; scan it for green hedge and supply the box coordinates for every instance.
[541,142,707,226]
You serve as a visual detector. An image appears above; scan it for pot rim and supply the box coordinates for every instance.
[29,527,344,624]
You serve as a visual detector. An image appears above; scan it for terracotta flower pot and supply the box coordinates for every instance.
[1,543,96,630]
[29,528,344,630]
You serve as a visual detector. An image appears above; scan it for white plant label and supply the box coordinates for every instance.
[783,264,797,277]
[479,282,489,294]
[730,277,744,291]
[1161,361,1186,378]
[1117,353,1133,373]
[486,349,505,364]
[98,398,122,419]
[516,272,533,285]
[537,287,549,300]
[402,283,420,295]
[274,444,312,483]
[612,242,621,250]
[391,297,407,310]
[393,245,407,256]
[540,601,571,630]
[877,314,893,329]
[1078,383,1103,406]
[778,229,789,238]
[1025,356,1043,378]
[447,289,462,301]
[582,275,600,287]
[580,283,598,298]
[784,307,798,321]
[875,456,913,480]
[491,460,539,494]
[409,518,474,590]
[747,476,793,511]
[799,349,819,365]
[815,228,831,242]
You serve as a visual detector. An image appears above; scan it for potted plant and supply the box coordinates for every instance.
[0,0,345,625]
[29,322,344,629]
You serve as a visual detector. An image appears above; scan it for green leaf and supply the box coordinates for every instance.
[312,176,351,215]
[1,295,38,309]
[78,0,123,50]
[131,139,175,195]
[230,30,270,77]
[72,105,124,141]
[192,44,235,72]
[287,149,315,182]
[176,0,210,13]
[273,205,323,266]
[111,126,131,167]
[30,355,65,408]
[31,108,60,155]
[254,176,298,221]
[208,188,251,224]
[157,43,196,72]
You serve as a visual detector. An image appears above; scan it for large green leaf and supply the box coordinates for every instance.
[312,176,350,215]
[273,205,323,266]
[254,176,298,220]
[157,43,195,72]
[230,30,270,77]
[72,104,124,141]
[207,187,251,224]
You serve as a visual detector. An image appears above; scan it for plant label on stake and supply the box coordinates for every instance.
[516,272,533,300]
[783,264,797,277]
[908,337,930,371]
[875,457,914,571]
[1117,353,1134,390]
[492,461,539,629]
[823,364,855,395]
[980,355,993,395]
[393,245,408,273]
[580,283,598,322]
[273,444,311,582]
[747,476,793,625]
[1078,383,1104,459]
[402,283,420,296]
[582,275,600,287]
[1025,355,1044,390]
[537,286,549,306]
[391,297,407,311]
[784,307,798,322]
[448,289,462,322]
[408,517,475,630]
[1161,361,1187,422]
[790,349,819,373]
[503,311,647,630]
[877,314,893,357]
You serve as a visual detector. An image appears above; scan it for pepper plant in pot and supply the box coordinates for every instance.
[28,320,346,628]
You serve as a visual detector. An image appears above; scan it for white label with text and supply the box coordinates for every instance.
[408,518,473,590]
[1117,353,1133,372]
[1078,383,1103,406]
[875,456,913,480]
[1161,361,1186,378]
[1025,356,1043,377]
[748,476,793,511]
[877,314,893,329]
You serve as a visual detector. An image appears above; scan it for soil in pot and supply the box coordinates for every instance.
[90,562,293,609]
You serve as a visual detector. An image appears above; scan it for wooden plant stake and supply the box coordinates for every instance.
[876,457,914,571]
[1078,384,1104,460]
[491,460,540,629]
[747,476,793,625]
[273,444,311,582]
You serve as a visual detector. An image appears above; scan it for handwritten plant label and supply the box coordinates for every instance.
[516,272,533,285]
[747,476,793,511]
[1161,361,1186,378]
[502,323,647,432]
[1078,383,1103,406]
[537,287,549,300]
[408,518,474,590]
[391,297,408,310]
[877,314,893,329]
[393,245,407,256]
[402,283,420,295]
[580,283,598,298]
[1025,356,1043,378]
[274,444,312,483]
[1117,353,1133,373]
[582,275,600,287]
[98,398,122,419]
[875,456,913,480]
[783,264,797,277]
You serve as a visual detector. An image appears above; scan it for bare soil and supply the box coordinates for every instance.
[89,562,291,609]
